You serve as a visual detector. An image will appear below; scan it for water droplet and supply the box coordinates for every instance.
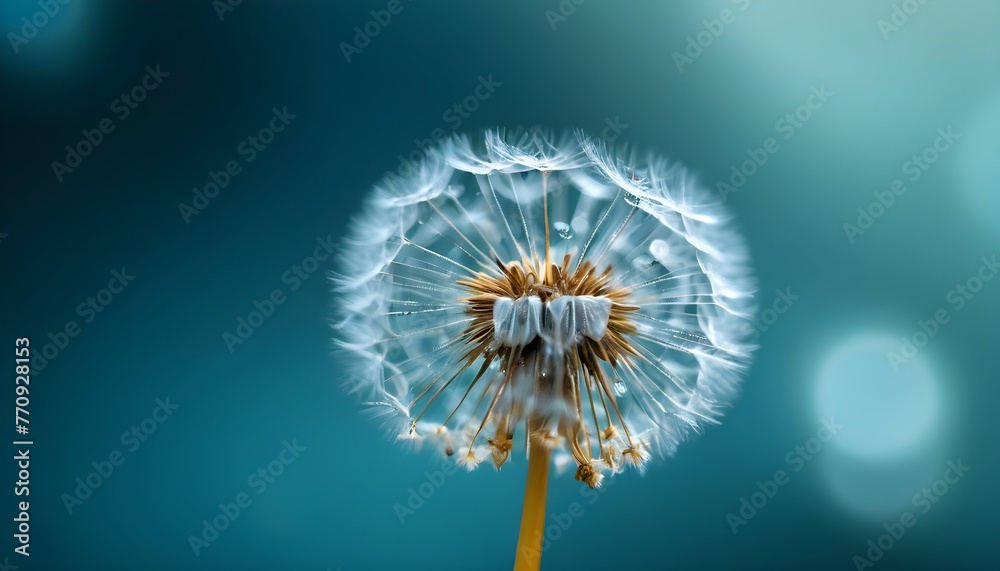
[614,381,627,396]
[624,191,642,207]
[649,239,670,261]
[554,221,574,239]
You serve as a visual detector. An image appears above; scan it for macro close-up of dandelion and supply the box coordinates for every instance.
[334,130,758,569]
[6,2,997,568]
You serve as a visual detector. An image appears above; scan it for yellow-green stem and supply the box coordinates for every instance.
[513,441,550,571]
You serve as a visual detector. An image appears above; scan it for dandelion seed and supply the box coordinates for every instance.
[333,129,757,570]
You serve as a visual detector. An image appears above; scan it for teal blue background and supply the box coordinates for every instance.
[1,1,997,569]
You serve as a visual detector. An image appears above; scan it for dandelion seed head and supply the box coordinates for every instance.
[334,129,757,486]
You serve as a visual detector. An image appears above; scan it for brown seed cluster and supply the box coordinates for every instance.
[446,253,646,487]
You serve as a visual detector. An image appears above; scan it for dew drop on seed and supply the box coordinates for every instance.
[554,221,574,239]
[649,239,670,262]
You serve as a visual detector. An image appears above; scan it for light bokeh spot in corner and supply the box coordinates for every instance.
[820,444,945,520]
[814,333,940,460]
[0,0,101,79]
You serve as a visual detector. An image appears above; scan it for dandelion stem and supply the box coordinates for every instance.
[513,438,550,571]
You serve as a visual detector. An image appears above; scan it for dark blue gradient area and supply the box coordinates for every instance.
[1,1,997,570]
